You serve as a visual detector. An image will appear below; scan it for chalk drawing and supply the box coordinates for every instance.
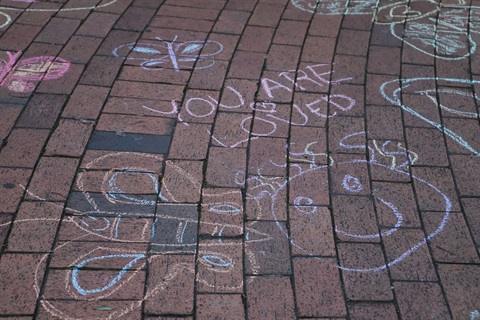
[0,11,11,29]
[245,131,452,272]
[112,35,223,72]
[380,77,480,156]
[143,63,355,148]
[471,310,480,320]
[291,0,380,15]
[0,51,70,93]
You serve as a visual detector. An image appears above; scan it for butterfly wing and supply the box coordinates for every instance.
[4,56,70,93]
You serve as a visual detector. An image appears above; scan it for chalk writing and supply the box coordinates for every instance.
[145,63,354,148]
[113,35,223,72]
[471,310,480,320]
[380,77,480,156]
[245,132,452,272]
[0,51,70,93]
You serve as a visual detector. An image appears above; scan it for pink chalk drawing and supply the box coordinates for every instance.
[0,51,70,93]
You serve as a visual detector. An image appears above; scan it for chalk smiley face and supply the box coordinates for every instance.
[247,143,452,272]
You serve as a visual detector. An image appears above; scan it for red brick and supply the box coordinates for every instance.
[16,9,55,26]
[228,51,265,80]
[0,128,49,168]
[168,123,212,160]
[411,166,460,211]
[0,24,42,51]
[301,36,336,63]
[238,26,275,53]
[283,1,314,21]
[199,188,243,236]
[400,93,442,127]
[96,29,140,56]
[7,201,62,252]
[144,255,195,315]
[36,63,84,95]
[245,221,291,275]
[332,194,379,243]
[436,58,470,79]
[197,294,244,319]
[0,105,22,141]
[211,112,251,148]
[422,211,479,263]
[59,35,103,64]
[245,174,287,220]
[266,44,301,71]
[450,155,480,197]
[61,85,109,120]
[218,79,257,113]
[289,126,327,164]
[246,276,295,319]
[111,81,184,101]
[0,253,46,314]
[329,117,365,153]
[338,243,393,300]
[96,0,133,14]
[150,16,214,32]
[16,94,67,129]
[160,160,203,203]
[249,3,284,27]
[342,14,373,30]
[257,71,294,103]
[164,0,225,9]
[114,6,156,31]
[22,42,62,58]
[48,241,148,268]
[213,10,249,34]
[96,113,175,135]
[274,20,309,46]
[79,56,123,87]
[401,39,435,65]
[438,264,480,319]
[26,157,79,201]
[45,119,93,157]
[0,168,31,213]
[366,74,399,106]
[348,303,398,320]
[289,163,329,206]
[157,5,220,20]
[37,299,142,319]
[332,54,366,84]
[197,239,243,292]
[177,89,220,124]
[310,15,342,38]
[461,198,480,248]
[119,66,191,85]
[0,214,13,249]
[394,281,450,319]
[225,0,256,11]
[35,18,81,44]
[366,106,404,140]
[249,137,287,176]
[206,147,246,187]
[335,30,370,57]
[383,228,437,281]
[406,128,448,166]
[189,60,229,90]
[290,206,336,256]
[75,12,119,38]
[293,258,346,317]
[251,105,290,138]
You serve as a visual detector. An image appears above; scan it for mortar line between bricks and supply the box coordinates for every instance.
[24,1,148,317]
[392,4,454,319]
[323,7,353,320]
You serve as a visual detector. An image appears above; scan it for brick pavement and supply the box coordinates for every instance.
[0,0,479,319]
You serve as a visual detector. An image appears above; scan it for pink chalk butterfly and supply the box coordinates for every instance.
[0,51,70,93]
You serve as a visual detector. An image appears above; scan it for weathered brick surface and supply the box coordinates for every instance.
[0,0,478,318]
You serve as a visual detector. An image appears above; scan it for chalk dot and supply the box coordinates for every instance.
[342,174,362,193]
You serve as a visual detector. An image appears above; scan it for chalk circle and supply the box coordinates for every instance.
[293,196,317,215]
[186,97,216,118]
[342,174,362,193]
[374,0,439,24]
[199,252,234,272]
[265,160,451,272]
[0,11,11,29]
